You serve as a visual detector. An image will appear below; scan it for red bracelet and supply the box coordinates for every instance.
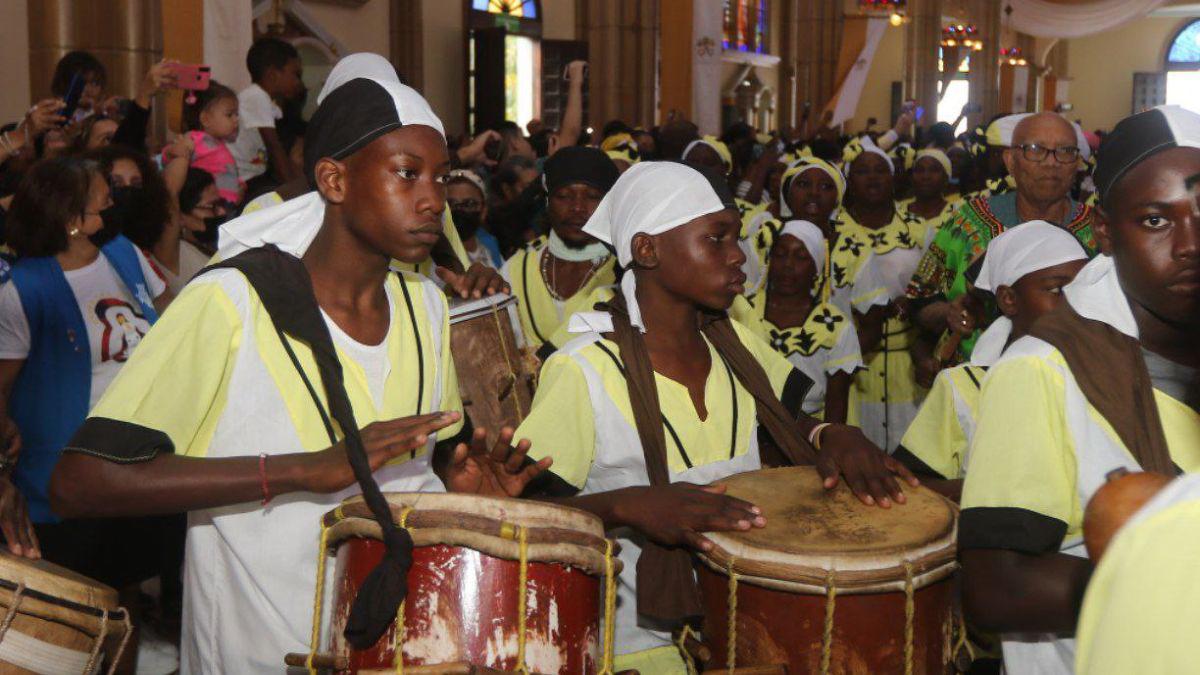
[259,453,272,506]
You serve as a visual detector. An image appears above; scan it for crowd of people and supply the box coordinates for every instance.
[0,39,1196,675]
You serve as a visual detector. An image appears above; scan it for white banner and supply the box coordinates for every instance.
[204,0,254,92]
[1005,0,1168,39]
[829,17,887,128]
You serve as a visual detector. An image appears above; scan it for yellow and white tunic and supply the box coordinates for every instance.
[732,290,862,418]
[86,267,463,672]
[837,207,932,450]
[519,317,802,674]
[895,364,987,479]
[1075,475,1200,674]
[897,194,961,235]
[959,255,1200,675]
[501,236,617,348]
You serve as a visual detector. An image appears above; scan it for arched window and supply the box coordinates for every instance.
[1167,19,1200,69]
[723,0,769,54]
[472,0,537,19]
[1165,20,1200,114]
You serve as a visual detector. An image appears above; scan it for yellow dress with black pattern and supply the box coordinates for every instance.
[836,207,931,450]
[732,289,863,418]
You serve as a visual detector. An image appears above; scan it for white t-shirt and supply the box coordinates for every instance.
[154,239,212,296]
[0,249,166,408]
[322,285,393,409]
[228,83,281,181]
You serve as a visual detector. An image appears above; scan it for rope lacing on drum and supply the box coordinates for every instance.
[82,609,108,675]
[393,507,413,675]
[109,610,133,675]
[820,568,838,675]
[674,624,702,675]
[903,560,915,675]
[725,557,740,673]
[490,302,525,420]
[0,581,24,645]
[497,521,532,674]
[598,539,618,675]
[306,509,336,675]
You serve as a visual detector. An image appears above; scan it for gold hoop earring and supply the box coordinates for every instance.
[68,227,81,237]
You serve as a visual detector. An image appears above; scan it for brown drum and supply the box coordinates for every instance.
[292,493,619,674]
[0,552,130,675]
[449,295,537,446]
[695,467,959,675]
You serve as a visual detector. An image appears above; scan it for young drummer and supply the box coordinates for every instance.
[45,66,545,671]
[519,161,917,674]
[894,220,1088,500]
[958,105,1200,674]
[501,146,619,350]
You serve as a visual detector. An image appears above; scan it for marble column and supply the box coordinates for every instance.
[578,0,659,129]
[967,0,1002,128]
[904,0,942,123]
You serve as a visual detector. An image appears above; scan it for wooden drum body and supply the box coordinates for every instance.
[449,295,537,445]
[312,493,617,674]
[0,553,130,675]
[696,467,959,675]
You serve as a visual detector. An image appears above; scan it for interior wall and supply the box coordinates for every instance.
[302,0,392,57]
[542,0,576,40]
[849,20,905,133]
[0,0,30,125]
[1064,15,1184,131]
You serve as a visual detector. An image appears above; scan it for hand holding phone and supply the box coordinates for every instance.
[168,64,211,92]
[59,74,86,126]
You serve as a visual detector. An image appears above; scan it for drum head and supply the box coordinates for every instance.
[324,492,617,576]
[699,467,957,593]
[449,293,516,324]
[0,551,119,611]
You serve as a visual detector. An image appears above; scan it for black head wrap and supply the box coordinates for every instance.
[543,146,620,195]
[303,78,404,186]
[1094,106,1200,205]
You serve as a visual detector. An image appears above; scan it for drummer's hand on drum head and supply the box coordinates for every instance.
[303,412,462,493]
[443,426,551,497]
[436,262,511,299]
[818,425,920,509]
[619,483,765,553]
[0,476,38,559]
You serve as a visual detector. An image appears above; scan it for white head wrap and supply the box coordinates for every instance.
[777,220,827,273]
[217,53,444,260]
[915,148,953,178]
[971,220,1089,365]
[575,161,730,332]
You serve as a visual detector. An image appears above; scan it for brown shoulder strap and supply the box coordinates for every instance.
[601,296,703,626]
[699,315,819,466]
[1028,304,1176,475]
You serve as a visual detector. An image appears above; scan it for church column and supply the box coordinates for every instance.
[580,0,659,129]
[967,0,1002,127]
[791,0,843,119]
[904,0,942,123]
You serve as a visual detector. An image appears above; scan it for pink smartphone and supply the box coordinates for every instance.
[169,64,212,91]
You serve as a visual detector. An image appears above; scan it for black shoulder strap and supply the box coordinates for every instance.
[200,246,412,649]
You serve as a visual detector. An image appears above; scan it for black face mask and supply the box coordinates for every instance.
[450,209,483,240]
[195,213,227,248]
[97,185,149,247]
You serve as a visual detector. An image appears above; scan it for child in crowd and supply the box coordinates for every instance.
[169,81,243,208]
[228,38,305,196]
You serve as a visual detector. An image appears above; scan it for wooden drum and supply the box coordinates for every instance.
[0,552,130,675]
[695,467,959,675]
[298,493,619,674]
[449,294,537,446]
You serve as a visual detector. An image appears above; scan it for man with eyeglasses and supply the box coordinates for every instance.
[906,112,1097,363]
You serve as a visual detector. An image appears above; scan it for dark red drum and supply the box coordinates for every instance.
[304,493,617,674]
[695,467,960,675]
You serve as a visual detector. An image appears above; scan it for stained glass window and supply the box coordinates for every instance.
[722,0,769,54]
[472,0,537,19]
[1168,20,1200,68]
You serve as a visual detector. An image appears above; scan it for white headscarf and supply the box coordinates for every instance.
[573,161,729,332]
[778,220,827,273]
[971,220,1089,365]
[217,53,444,260]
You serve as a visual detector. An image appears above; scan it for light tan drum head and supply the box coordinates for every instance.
[448,293,516,324]
[324,492,618,576]
[698,467,958,594]
[0,552,118,611]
